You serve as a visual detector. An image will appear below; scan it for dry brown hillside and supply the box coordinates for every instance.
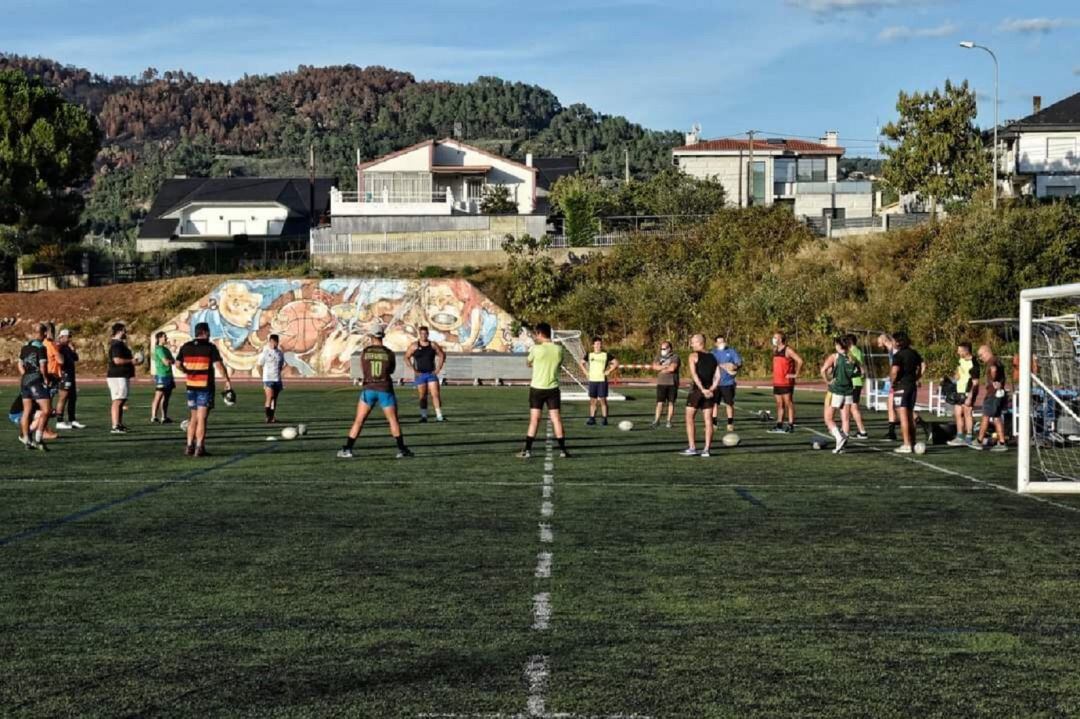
[0,277,219,375]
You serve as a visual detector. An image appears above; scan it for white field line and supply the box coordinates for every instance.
[540,501,554,518]
[544,462,554,472]
[532,592,552,630]
[539,523,554,543]
[542,474,554,485]
[800,426,1080,515]
[542,485,554,499]
[526,655,548,717]
[535,552,552,579]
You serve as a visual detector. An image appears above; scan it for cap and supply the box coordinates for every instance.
[58,329,71,337]
[371,328,386,339]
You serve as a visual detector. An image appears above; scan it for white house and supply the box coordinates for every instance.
[672,129,876,220]
[1000,93,1080,199]
[137,177,334,252]
[331,138,538,216]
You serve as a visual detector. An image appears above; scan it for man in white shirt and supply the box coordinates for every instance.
[258,334,286,423]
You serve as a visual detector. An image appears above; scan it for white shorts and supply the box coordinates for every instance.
[830,393,854,409]
[107,377,130,401]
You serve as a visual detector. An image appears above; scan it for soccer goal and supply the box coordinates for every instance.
[1018,282,1080,493]
[553,329,626,401]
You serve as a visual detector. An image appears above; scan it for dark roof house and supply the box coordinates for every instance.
[137,177,335,252]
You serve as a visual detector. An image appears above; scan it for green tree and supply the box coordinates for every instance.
[549,173,618,246]
[0,70,101,264]
[632,167,726,219]
[880,79,989,212]
[501,234,561,323]
[479,184,518,214]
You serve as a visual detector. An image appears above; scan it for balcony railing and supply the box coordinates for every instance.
[794,181,873,195]
[339,190,449,204]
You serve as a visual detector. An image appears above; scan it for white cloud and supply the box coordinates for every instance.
[878,22,956,42]
[788,0,903,15]
[998,17,1074,34]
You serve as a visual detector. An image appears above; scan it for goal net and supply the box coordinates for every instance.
[552,329,626,401]
[1018,282,1080,493]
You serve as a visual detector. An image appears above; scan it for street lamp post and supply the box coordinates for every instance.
[960,41,998,210]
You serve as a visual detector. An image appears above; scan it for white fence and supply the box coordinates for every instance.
[311,232,508,255]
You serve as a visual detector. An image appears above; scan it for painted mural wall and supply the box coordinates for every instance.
[155,279,530,378]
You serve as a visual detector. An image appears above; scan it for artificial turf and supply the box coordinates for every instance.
[2,384,1079,718]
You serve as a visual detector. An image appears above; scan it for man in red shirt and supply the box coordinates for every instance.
[768,331,804,434]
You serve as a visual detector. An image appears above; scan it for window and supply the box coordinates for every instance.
[1045,185,1077,199]
[751,161,766,205]
[267,219,285,235]
[467,179,485,200]
[363,172,433,202]
[774,158,796,183]
[797,157,827,183]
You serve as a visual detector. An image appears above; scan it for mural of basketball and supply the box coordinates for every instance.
[272,300,334,354]
[155,278,530,378]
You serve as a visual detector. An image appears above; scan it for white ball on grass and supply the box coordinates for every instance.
[722,432,740,447]
[914,442,927,455]
[180,419,190,431]
[281,426,299,441]
[617,420,634,432]
[297,423,308,436]
[811,439,824,450]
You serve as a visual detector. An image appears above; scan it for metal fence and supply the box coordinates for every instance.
[311,231,508,255]
[804,213,932,237]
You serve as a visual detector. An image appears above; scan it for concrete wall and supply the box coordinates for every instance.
[313,245,613,272]
[1015,132,1080,174]
[794,191,875,219]
[178,204,290,237]
[330,214,546,238]
[676,155,745,206]
[1035,174,1080,198]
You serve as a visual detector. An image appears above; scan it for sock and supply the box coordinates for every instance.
[421,408,428,419]
[265,406,273,420]
[344,435,356,450]
[34,427,43,443]
[557,437,567,451]
[419,397,428,410]
[394,434,406,450]
[436,409,443,419]
[831,427,842,439]
[524,435,535,451]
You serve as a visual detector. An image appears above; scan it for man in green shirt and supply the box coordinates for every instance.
[520,322,569,459]
[820,336,861,454]
[580,336,618,426]
[844,334,869,440]
[150,331,176,424]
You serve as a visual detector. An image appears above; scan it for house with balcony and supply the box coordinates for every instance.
[137,177,334,253]
[319,139,548,256]
[672,129,877,221]
[1000,92,1080,199]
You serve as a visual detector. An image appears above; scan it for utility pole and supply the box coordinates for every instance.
[624,147,630,185]
[309,144,316,228]
[746,130,756,207]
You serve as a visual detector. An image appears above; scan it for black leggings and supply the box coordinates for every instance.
[64,383,77,421]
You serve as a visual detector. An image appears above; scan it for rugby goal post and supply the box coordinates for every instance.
[1018,282,1080,493]
[552,329,626,401]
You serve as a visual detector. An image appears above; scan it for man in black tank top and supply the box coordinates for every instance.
[682,333,720,457]
[405,326,447,422]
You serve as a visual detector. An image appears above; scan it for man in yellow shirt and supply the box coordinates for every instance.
[580,336,619,427]
[520,322,569,459]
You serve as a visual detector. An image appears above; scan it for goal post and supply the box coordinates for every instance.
[552,329,626,401]
[1018,281,1080,494]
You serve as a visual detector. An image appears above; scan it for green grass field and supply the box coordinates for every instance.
[4,384,1080,718]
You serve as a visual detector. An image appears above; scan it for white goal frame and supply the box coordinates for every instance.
[1018,281,1080,493]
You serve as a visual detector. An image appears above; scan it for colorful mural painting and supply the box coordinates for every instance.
[155,279,531,378]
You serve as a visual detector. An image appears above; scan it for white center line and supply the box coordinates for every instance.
[540,501,554,518]
[535,551,552,578]
[525,655,549,717]
[542,485,554,499]
[539,523,554,543]
[532,592,552,630]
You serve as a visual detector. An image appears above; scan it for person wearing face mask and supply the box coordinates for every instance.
[767,331,804,434]
[651,341,680,429]
[710,334,742,433]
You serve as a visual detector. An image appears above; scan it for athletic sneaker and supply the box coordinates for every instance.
[194,445,209,457]
[854,432,869,440]
[727,424,735,433]
[110,426,126,435]
[559,450,570,459]
[894,445,913,454]
[162,418,174,425]
[150,418,161,424]
[946,437,966,447]
[767,425,786,434]
[834,433,849,454]
[419,416,428,424]
[680,448,700,456]
[601,418,608,426]
[436,415,445,422]
[56,422,73,430]
[337,449,354,459]
[70,421,86,429]
[991,443,1009,452]
[585,417,596,426]
[649,421,659,429]
[784,425,796,434]
[185,444,195,456]
[396,448,415,459]
[518,450,532,459]
[700,449,711,458]
[967,440,984,450]
[665,421,672,429]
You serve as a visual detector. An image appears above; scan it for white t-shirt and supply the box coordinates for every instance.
[258,347,285,382]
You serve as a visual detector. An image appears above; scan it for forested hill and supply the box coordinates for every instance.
[3,53,683,239]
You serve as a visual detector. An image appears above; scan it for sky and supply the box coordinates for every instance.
[2,0,1078,158]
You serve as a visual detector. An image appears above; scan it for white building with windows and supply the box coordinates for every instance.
[137,177,334,253]
[1001,93,1080,199]
[672,129,877,220]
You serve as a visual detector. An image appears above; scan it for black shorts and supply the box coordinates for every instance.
[717,385,736,407]
[588,381,609,399]
[851,385,863,404]
[773,385,794,396]
[686,386,715,410]
[529,387,561,411]
[893,387,917,410]
[656,384,678,403]
[20,381,49,402]
[982,394,1007,419]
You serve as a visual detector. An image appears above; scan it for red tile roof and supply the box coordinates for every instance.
[673,138,845,155]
